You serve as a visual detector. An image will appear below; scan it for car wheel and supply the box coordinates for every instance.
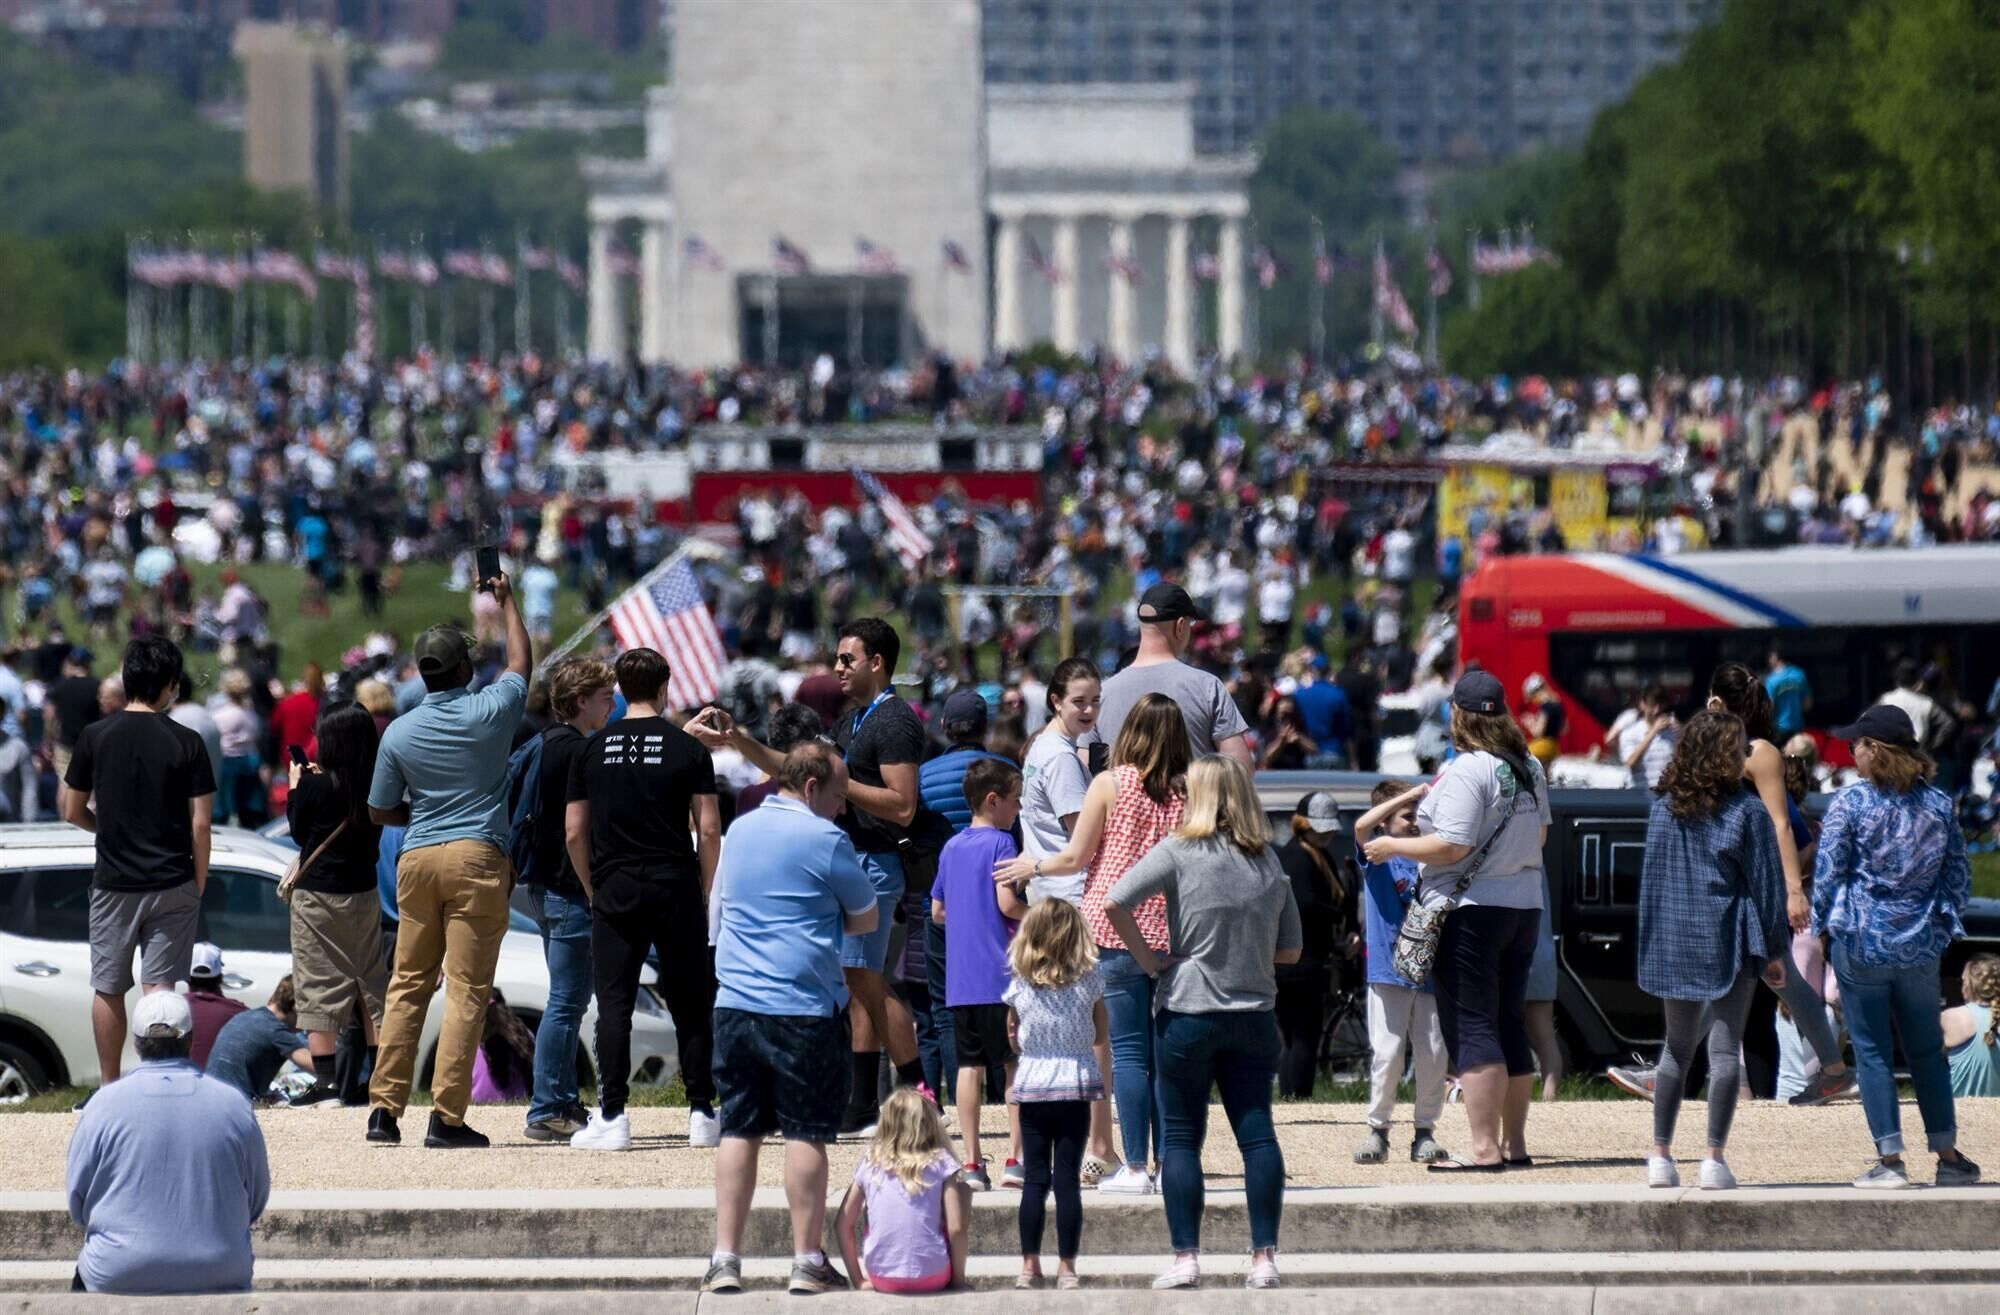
[0,1040,50,1106]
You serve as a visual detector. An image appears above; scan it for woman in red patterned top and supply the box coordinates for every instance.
[996,695,1188,1194]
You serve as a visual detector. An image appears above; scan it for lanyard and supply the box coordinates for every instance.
[848,690,893,748]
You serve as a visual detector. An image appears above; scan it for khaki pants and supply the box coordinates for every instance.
[369,839,512,1126]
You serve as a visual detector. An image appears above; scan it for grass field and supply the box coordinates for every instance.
[1974,851,2000,902]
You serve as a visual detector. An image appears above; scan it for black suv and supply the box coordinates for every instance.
[1256,772,2000,1087]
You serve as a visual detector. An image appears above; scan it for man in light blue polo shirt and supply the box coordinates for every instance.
[705,741,879,1297]
[363,571,530,1151]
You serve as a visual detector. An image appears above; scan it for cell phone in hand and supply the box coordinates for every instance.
[288,744,308,767]
[476,544,502,593]
[1087,741,1110,776]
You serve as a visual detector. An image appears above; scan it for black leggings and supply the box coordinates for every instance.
[591,879,716,1118]
[1273,974,1325,1099]
[1017,1100,1089,1261]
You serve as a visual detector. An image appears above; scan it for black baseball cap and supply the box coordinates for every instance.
[1452,670,1508,715]
[1831,704,1918,749]
[1136,582,1204,624]
[414,625,475,677]
[941,688,989,735]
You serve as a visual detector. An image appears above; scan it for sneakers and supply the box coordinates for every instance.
[1697,1158,1737,1191]
[788,1255,849,1295]
[287,1083,343,1108]
[1410,1131,1446,1164]
[365,1108,401,1145]
[1938,1153,1983,1188]
[688,1107,721,1148]
[1353,1127,1389,1164]
[1853,1160,1911,1189]
[424,1112,490,1149]
[571,1110,633,1151]
[1151,1256,1200,1290]
[1081,1154,1120,1186]
[838,1107,879,1138]
[960,1162,993,1191]
[524,1110,587,1143]
[1788,1067,1858,1107]
[1097,1164,1156,1195]
[1000,1158,1025,1189]
[1605,1064,1658,1101]
[1245,1255,1280,1290]
[1647,1156,1680,1188]
[701,1256,742,1293]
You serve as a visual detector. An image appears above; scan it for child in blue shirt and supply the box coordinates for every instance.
[1352,779,1450,1165]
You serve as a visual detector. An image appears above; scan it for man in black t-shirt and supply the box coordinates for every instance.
[521,657,616,1144]
[691,617,928,1132]
[564,647,722,1152]
[43,648,103,783]
[59,636,216,1090]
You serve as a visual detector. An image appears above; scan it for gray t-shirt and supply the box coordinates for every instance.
[1094,659,1250,759]
[1021,726,1091,904]
[1108,835,1303,1014]
[1416,750,1551,910]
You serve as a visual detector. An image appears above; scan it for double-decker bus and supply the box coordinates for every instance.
[1458,547,2000,754]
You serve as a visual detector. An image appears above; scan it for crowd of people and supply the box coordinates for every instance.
[50,563,2000,1295]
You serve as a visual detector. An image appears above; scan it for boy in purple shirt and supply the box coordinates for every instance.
[930,758,1030,1190]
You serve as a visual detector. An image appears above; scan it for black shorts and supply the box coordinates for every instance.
[952,1003,1014,1070]
[1432,904,1541,1076]
[713,1007,849,1143]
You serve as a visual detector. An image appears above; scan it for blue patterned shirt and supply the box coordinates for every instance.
[1810,780,1969,969]
[1637,790,1789,1001]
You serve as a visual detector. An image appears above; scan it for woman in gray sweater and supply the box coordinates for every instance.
[1105,755,1302,1293]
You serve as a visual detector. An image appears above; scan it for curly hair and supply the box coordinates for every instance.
[1658,709,1747,820]
[1963,955,2000,1048]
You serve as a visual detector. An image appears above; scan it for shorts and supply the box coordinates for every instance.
[289,888,390,1033]
[952,1003,1014,1070]
[89,882,201,994]
[840,852,905,973]
[713,1007,850,1143]
[1431,904,1540,1076]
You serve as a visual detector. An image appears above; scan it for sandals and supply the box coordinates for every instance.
[1426,1156,1506,1173]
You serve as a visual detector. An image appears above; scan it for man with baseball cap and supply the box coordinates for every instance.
[1092,581,1252,767]
[65,991,270,1294]
[364,570,531,1149]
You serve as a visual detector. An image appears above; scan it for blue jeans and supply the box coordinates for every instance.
[924,917,957,1096]
[1830,943,1956,1156]
[1098,947,1161,1168]
[528,888,592,1126]
[1154,1009,1285,1253]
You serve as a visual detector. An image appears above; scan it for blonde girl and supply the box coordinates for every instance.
[1943,957,2000,1099]
[1004,900,1109,1290]
[834,1088,970,1293]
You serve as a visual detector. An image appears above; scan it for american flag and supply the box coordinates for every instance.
[375,248,413,281]
[941,238,972,273]
[1471,231,1558,276]
[314,248,361,282]
[443,248,485,279]
[855,237,899,275]
[481,252,514,286]
[607,244,640,278]
[851,467,933,570]
[1426,245,1453,297]
[685,234,724,272]
[1374,244,1418,338]
[1253,244,1281,290]
[556,257,585,292]
[411,253,440,286]
[204,253,246,291]
[608,558,728,713]
[521,245,556,271]
[1191,249,1220,281]
[254,248,317,298]
[1026,237,1062,285]
[1314,243,1333,286]
[773,235,812,276]
[1105,247,1143,285]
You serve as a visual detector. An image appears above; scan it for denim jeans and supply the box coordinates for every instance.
[528,887,592,1126]
[1098,947,1161,1168]
[924,918,957,1096]
[1830,943,1957,1156]
[1154,1008,1285,1253]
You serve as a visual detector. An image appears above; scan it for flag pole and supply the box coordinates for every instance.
[538,546,691,674]
[1309,216,1326,367]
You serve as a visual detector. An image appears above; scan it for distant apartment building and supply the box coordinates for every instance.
[981,0,1718,160]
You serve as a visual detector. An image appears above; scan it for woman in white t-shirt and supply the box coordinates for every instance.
[1603,686,1678,790]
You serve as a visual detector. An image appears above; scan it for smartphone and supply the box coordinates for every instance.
[288,744,308,767]
[476,544,502,593]
[1087,741,1110,776]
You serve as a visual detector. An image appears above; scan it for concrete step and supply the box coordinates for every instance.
[8,1186,2000,1263]
[6,1250,2000,1294]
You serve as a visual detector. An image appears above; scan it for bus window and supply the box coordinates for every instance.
[1548,631,1715,730]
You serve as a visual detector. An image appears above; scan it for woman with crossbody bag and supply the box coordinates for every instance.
[282,701,389,1106]
[1362,672,1549,1172]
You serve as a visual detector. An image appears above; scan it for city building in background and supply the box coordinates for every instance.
[982,0,1718,161]
[234,20,350,218]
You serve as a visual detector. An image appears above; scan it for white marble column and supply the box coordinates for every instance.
[1165,215,1192,370]
[1107,216,1137,364]
[638,219,669,364]
[993,215,1024,352]
[587,221,624,362]
[1052,213,1081,354]
[1218,213,1246,362]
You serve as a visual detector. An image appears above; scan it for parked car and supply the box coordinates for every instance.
[0,824,678,1103]
[1251,772,2000,1085]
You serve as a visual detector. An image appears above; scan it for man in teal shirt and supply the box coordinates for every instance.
[364,571,531,1150]
[1765,650,1812,738]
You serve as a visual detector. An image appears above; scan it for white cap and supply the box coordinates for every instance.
[189,943,223,979]
[131,992,193,1039]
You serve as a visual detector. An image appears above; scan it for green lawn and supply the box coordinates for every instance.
[1974,851,2000,902]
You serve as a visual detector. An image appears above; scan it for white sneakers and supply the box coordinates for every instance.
[1097,1164,1157,1195]
[688,1108,720,1148]
[1697,1158,1737,1191]
[570,1110,633,1152]
[1646,1156,1680,1188]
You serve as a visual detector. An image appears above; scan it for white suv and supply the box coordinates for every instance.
[0,824,678,1103]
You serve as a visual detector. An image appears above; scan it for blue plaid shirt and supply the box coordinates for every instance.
[1810,780,1969,970]
[1638,790,1788,1001]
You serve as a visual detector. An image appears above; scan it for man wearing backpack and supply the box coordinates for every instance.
[513,658,616,1143]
